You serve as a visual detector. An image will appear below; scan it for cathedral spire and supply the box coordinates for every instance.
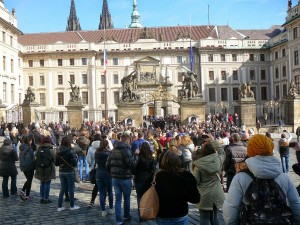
[288,0,292,10]
[129,0,143,28]
[66,0,81,31]
[99,0,114,30]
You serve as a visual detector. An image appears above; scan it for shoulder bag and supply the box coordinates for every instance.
[59,155,80,183]
[139,172,159,220]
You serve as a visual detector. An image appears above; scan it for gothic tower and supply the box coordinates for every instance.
[66,0,81,31]
[99,0,114,30]
[129,0,143,28]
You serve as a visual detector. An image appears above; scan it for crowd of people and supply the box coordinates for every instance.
[0,115,300,225]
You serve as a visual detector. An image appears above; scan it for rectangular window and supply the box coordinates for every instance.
[11,84,14,103]
[296,75,300,94]
[40,75,45,86]
[282,66,287,77]
[101,75,105,84]
[209,71,214,80]
[28,60,33,67]
[114,91,120,104]
[40,59,44,67]
[260,54,265,61]
[113,74,119,84]
[208,54,213,62]
[3,82,7,102]
[41,112,46,120]
[294,27,298,39]
[251,87,256,98]
[177,56,183,64]
[100,58,104,66]
[29,76,33,86]
[113,58,119,65]
[178,72,183,82]
[101,91,105,104]
[3,56,6,71]
[10,59,14,73]
[249,54,254,61]
[282,49,286,57]
[2,31,5,43]
[221,88,228,101]
[82,74,87,84]
[283,84,287,97]
[82,58,87,65]
[275,52,278,59]
[70,58,74,66]
[10,36,13,46]
[295,50,299,65]
[208,88,216,101]
[232,54,237,62]
[82,91,88,104]
[70,74,75,84]
[250,70,255,80]
[261,70,266,80]
[261,87,267,100]
[233,87,239,101]
[58,92,64,105]
[40,93,46,106]
[275,68,279,79]
[275,86,280,99]
[57,59,62,66]
[221,70,226,80]
[58,75,63,85]
[221,54,225,62]
[233,70,238,80]
[59,112,64,121]
[83,111,88,119]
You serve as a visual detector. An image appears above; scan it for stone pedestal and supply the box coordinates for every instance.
[179,98,206,125]
[21,102,40,126]
[238,98,256,129]
[117,100,144,127]
[282,95,300,132]
[66,101,84,129]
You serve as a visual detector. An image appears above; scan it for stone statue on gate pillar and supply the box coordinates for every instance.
[289,80,298,96]
[240,82,255,99]
[68,81,82,102]
[22,87,36,105]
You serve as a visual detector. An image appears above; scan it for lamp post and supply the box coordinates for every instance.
[215,101,229,113]
[264,100,279,125]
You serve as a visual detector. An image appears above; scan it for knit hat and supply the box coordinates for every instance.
[247,134,274,157]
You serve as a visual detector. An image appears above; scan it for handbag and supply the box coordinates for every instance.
[59,155,80,183]
[139,172,159,220]
[89,164,96,184]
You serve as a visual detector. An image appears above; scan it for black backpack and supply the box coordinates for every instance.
[239,169,293,225]
[36,147,52,168]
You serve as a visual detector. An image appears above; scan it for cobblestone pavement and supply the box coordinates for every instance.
[0,137,299,225]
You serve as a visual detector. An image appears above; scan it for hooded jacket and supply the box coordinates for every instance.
[0,145,18,177]
[86,140,100,168]
[223,156,300,225]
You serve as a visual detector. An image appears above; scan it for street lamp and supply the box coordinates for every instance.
[264,100,280,124]
[215,101,229,113]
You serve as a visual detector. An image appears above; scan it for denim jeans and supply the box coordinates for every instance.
[96,178,113,211]
[2,175,17,197]
[199,204,220,225]
[58,172,75,208]
[13,143,18,156]
[22,170,34,197]
[40,180,51,200]
[281,154,290,173]
[156,216,188,225]
[112,178,132,224]
[78,156,89,180]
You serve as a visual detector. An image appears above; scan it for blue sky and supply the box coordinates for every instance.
[4,0,287,33]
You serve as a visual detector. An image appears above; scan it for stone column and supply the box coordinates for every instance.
[282,95,300,132]
[21,102,40,126]
[66,101,84,129]
[238,98,256,129]
[179,98,206,125]
[117,101,143,127]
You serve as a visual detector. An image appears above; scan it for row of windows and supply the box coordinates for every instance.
[207,69,267,81]
[28,74,120,86]
[2,31,13,47]
[1,56,15,73]
[204,53,265,63]
[2,82,15,103]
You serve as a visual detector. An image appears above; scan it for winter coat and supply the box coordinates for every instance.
[95,148,111,179]
[55,146,77,173]
[34,144,56,182]
[19,143,35,172]
[76,135,90,156]
[223,156,300,225]
[86,140,100,168]
[0,145,18,177]
[278,131,292,155]
[178,143,194,162]
[193,141,225,210]
[224,142,247,175]
[106,141,138,179]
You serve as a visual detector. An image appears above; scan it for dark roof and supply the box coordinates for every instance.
[236,26,283,39]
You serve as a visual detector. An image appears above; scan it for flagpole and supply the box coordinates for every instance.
[104,25,108,121]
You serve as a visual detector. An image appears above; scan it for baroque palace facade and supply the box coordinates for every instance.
[0,0,299,124]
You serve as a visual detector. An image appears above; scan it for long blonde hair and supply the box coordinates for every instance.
[10,127,19,137]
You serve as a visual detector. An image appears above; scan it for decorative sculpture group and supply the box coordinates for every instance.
[23,87,36,104]
[289,80,298,96]
[240,82,255,99]
[68,81,81,102]
[180,72,199,100]
[121,71,140,102]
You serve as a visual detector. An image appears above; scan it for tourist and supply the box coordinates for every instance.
[178,135,195,171]
[76,129,90,181]
[279,130,293,173]
[10,127,20,155]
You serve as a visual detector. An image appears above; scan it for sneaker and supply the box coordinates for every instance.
[70,205,80,210]
[88,201,94,208]
[24,196,33,200]
[101,211,107,217]
[19,191,25,197]
[108,208,115,215]
[57,207,65,212]
[123,215,132,221]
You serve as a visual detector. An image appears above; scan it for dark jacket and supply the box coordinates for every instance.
[19,143,35,172]
[55,146,77,173]
[224,142,247,175]
[141,170,200,218]
[106,141,138,179]
[0,145,18,177]
[35,144,56,182]
[95,149,111,179]
[76,135,90,156]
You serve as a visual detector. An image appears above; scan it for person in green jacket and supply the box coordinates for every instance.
[193,135,225,225]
